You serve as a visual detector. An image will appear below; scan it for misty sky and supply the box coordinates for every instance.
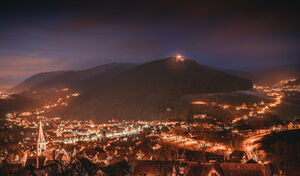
[0,0,299,89]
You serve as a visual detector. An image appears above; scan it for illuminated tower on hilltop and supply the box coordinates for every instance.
[37,120,46,156]
[175,52,184,62]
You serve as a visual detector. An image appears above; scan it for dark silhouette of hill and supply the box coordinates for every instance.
[0,93,40,118]
[11,57,253,121]
[32,63,133,91]
[12,71,65,92]
[89,57,252,97]
[77,63,140,91]
[14,63,138,92]
[66,57,252,121]
[253,64,300,85]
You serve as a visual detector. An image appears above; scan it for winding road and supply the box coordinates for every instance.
[243,133,269,163]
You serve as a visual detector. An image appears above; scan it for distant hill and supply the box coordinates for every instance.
[0,93,40,118]
[222,69,254,81]
[12,71,65,92]
[32,63,138,91]
[77,63,140,91]
[13,57,253,121]
[253,64,300,85]
[285,78,300,86]
[223,64,300,86]
[65,57,253,121]
[13,63,138,92]
[92,57,253,97]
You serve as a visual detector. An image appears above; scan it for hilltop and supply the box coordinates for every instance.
[65,57,253,121]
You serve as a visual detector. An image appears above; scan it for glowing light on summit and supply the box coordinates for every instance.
[175,53,184,62]
[177,54,182,59]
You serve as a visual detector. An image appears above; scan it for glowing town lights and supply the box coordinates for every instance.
[62,88,69,91]
[222,105,230,109]
[191,101,207,105]
[72,92,80,97]
[0,92,12,99]
[159,133,232,153]
[4,78,299,169]
[279,78,296,85]
[19,112,32,116]
[61,102,68,106]
[232,118,242,123]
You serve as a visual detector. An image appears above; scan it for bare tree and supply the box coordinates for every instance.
[191,123,209,163]
[48,150,88,176]
[154,142,186,176]
[273,142,289,176]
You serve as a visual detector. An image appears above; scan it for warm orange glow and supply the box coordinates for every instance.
[176,54,182,59]
[62,88,69,91]
[175,53,184,62]
[4,77,299,168]
[222,104,230,109]
[72,92,80,97]
[191,101,207,105]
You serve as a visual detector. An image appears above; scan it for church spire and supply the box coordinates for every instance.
[37,120,46,156]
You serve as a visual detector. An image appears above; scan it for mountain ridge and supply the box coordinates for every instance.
[12,71,66,92]
[64,57,253,121]
[13,63,139,92]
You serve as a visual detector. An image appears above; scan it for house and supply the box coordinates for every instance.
[287,122,294,129]
[133,160,175,176]
[132,160,272,176]
[205,152,225,163]
[133,160,215,176]
[229,150,248,163]
[55,153,70,164]
[25,156,47,169]
[220,163,271,176]
[293,119,300,129]
[184,164,216,176]
[100,160,132,176]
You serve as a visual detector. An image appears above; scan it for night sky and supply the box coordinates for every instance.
[0,0,299,89]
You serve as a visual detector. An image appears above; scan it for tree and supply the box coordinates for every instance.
[191,123,209,163]
[47,150,98,176]
[154,143,185,176]
[272,141,289,176]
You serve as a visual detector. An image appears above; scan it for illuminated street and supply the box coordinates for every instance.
[1,1,300,175]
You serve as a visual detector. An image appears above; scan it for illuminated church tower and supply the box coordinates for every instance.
[37,120,46,156]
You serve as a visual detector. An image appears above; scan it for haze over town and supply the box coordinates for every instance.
[0,1,299,176]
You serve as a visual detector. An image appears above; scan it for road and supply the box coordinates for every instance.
[243,133,270,163]
[157,133,232,155]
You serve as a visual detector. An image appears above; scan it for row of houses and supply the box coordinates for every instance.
[9,159,275,176]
